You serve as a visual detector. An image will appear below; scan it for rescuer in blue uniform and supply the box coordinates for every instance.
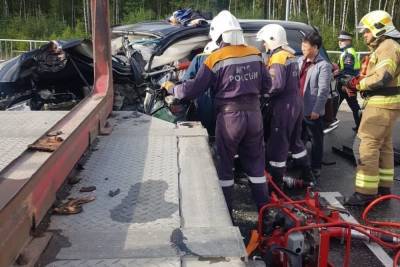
[162,11,272,213]
[257,24,314,188]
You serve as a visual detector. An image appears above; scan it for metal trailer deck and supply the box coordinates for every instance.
[37,112,246,266]
[0,112,68,173]
[0,2,247,266]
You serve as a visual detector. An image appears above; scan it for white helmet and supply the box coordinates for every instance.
[209,10,245,45]
[203,41,219,54]
[256,24,294,53]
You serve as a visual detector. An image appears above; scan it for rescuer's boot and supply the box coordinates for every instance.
[344,192,377,206]
[378,186,391,196]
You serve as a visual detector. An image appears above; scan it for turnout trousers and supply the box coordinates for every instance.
[353,105,400,195]
[216,110,269,211]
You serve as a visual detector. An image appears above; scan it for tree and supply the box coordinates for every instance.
[354,0,358,41]
[305,0,310,24]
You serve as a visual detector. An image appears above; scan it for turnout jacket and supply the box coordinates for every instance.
[358,38,400,109]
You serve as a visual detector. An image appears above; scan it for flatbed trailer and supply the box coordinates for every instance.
[0,1,246,266]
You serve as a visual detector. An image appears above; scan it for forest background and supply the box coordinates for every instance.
[1,0,399,51]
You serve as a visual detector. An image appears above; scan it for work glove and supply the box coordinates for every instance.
[332,63,340,78]
[344,85,357,97]
[345,76,361,97]
[161,81,175,93]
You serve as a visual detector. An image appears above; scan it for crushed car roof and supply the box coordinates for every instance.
[111,19,317,57]
[112,19,315,37]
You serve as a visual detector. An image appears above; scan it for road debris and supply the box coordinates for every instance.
[108,188,120,197]
[53,196,95,215]
[79,186,96,192]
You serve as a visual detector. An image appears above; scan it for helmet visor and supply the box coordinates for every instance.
[356,22,368,33]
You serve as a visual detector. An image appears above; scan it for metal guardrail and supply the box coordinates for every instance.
[326,50,370,62]
[0,39,48,61]
[326,50,370,55]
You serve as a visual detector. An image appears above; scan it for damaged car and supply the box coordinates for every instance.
[0,40,95,111]
[110,19,338,126]
[0,18,338,131]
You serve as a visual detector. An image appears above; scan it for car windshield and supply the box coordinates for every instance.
[111,33,161,62]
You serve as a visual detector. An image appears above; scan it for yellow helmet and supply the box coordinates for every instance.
[357,10,400,38]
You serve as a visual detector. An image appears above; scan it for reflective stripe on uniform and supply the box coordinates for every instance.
[355,172,379,189]
[380,175,394,182]
[379,168,394,175]
[367,95,400,105]
[212,55,262,73]
[374,58,397,74]
[356,172,379,182]
[248,175,267,184]
[219,179,234,187]
[292,149,307,159]
[269,161,286,168]
[356,179,379,189]
[379,168,394,181]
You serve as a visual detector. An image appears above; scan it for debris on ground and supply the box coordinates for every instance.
[79,186,96,192]
[53,196,95,215]
[108,188,120,197]
[76,163,85,170]
[67,177,81,185]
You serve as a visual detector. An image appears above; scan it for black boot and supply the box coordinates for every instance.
[268,176,283,194]
[312,168,321,179]
[301,167,317,187]
[378,186,391,196]
[344,192,377,206]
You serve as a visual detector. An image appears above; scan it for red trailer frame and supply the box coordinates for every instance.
[0,1,113,266]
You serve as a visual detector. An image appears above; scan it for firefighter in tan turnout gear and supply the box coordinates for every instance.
[345,10,400,206]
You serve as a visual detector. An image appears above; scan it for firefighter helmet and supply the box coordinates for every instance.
[256,24,295,53]
[357,10,400,38]
[203,41,219,54]
[209,10,245,45]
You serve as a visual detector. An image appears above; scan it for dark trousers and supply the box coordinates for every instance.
[216,110,269,211]
[195,89,215,136]
[303,117,324,170]
[336,86,361,128]
[266,103,309,182]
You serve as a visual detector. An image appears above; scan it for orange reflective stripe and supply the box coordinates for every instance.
[268,50,293,67]
[204,45,261,69]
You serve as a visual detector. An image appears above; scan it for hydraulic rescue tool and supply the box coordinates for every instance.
[247,173,400,267]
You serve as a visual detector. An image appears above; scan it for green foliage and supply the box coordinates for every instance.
[122,8,156,24]
[0,0,398,53]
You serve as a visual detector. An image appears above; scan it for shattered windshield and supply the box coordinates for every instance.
[111,33,161,62]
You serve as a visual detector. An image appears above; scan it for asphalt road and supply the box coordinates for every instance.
[233,110,400,267]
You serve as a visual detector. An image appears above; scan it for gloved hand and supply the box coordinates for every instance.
[161,81,175,92]
[344,85,357,97]
[332,63,340,77]
[345,76,361,97]
[347,76,361,88]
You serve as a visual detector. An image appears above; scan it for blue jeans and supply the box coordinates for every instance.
[303,117,324,169]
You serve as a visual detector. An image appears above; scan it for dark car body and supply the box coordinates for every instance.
[111,19,337,125]
[112,19,331,70]
[0,19,335,113]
